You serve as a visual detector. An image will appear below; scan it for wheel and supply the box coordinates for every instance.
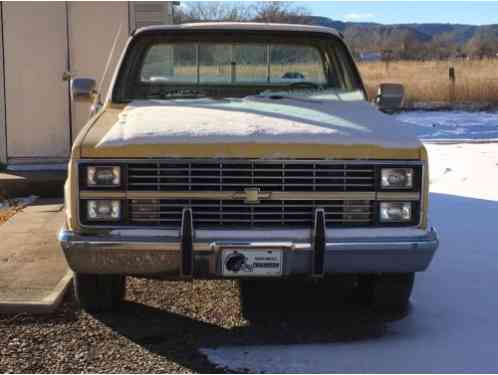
[358,273,415,313]
[74,273,126,312]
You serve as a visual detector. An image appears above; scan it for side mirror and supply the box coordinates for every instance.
[71,78,97,102]
[375,83,405,113]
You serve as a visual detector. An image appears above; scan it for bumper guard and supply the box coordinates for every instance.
[59,208,439,277]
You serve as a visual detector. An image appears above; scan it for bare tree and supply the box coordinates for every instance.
[175,2,253,23]
[175,1,311,24]
[464,28,498,59]
[252,1,311,23]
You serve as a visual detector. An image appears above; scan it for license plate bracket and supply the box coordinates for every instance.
[221,249,283,277]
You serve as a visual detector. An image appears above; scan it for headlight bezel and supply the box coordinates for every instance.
[81,199,125,225]
[377,201,419,226]
[377,165,422,192]
[87,199,121,221]
[79,163,126,190]
[380,168,413,190]
[87,165,121,187]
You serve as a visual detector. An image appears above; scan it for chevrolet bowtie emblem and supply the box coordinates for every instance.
[233,188,271,204]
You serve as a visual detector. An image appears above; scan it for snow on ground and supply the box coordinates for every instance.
[429,143,498,201]
[201,143,498,372]
[396,110,498,142]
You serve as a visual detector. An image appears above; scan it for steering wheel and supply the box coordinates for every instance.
[289,81,321,90]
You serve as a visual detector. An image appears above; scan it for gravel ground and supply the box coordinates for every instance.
[0,207,18,225]
[0,195,37,225]
[0,277,393,373]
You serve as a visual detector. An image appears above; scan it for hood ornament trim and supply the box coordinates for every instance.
[232,188,271,204]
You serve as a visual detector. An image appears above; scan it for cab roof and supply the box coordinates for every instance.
[133,22,342,39]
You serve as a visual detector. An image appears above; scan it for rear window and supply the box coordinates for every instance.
[140,43,327,85]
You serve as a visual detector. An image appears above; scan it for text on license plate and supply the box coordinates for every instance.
[222,249,283,276]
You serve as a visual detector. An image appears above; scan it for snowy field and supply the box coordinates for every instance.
[396,110,498,142]
[202,112,498,372]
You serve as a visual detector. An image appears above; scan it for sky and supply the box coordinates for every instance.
[293,1,498,25]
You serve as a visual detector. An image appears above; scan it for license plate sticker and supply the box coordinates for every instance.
[222,249,283,277]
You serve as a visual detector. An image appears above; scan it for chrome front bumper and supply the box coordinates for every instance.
[58,224,439,277]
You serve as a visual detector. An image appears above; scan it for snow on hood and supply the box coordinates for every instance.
[97,95,422,149]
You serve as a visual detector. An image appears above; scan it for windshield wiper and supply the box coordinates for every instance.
[148,89,208,100]
[257,84,325,99]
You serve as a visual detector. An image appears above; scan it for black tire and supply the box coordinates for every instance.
[74,273,126,312]
[358,273,415,312]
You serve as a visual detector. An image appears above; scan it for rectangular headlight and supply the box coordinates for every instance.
[87,166,121,187]
[379,202,412,223]
[87,200,121,221]
[380,168,413,189]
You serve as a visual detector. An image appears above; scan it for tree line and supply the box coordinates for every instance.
[348,28,498,61]
[173,2,310,25]
[173,2,498,61]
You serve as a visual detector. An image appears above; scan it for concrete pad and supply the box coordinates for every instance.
[0,199,72,314]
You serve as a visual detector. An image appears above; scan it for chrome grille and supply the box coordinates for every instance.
[127,160,376,192]
[129,199,374,228]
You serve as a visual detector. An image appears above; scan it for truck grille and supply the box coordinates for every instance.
[127,160,376,192]
[129,199,374,228]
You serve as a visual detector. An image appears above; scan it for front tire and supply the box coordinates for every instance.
[358,273,415,313]
[74,273,126,312]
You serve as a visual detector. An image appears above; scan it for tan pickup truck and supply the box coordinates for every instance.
[59,23,438,313]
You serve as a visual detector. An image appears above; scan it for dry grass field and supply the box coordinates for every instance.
[358,58,498,106]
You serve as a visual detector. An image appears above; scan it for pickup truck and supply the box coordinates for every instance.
[59,23,439,313]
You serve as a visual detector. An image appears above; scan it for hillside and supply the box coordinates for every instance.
[305,16,498,58]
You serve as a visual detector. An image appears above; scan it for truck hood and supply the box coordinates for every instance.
[79,95,424,160]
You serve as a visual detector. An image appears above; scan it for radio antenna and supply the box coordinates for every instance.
[96,22,123,103]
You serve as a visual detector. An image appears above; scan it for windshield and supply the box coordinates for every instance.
[112,30,366,102]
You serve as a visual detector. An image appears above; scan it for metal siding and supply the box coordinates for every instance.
[68,1,129,142]
[3,2,70,158]
[130,2,173,31]
[0,4,6,164]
